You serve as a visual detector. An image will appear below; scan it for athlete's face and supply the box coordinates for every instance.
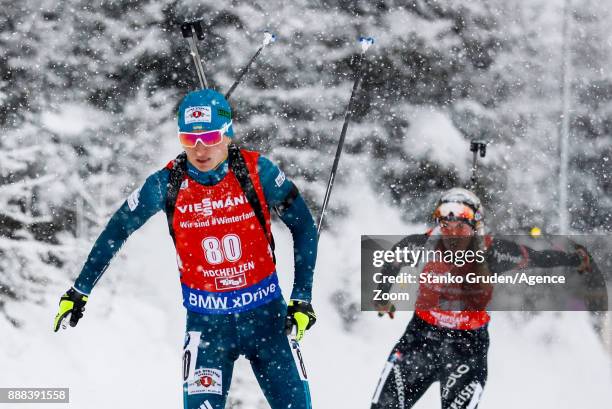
[184,136,231,172]
[440,220,474,252]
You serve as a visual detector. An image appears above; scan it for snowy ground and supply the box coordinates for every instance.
[1,170,611,409]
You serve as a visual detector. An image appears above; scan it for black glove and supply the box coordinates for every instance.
[53,288,88,332]
[574,244,592,274]
[374,299,396,319]
[284,300,316,341]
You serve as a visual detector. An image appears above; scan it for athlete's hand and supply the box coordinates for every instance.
[574,244,592,274]
[285,300,316,342]
[53,288,88,332]
[374,300,396,319]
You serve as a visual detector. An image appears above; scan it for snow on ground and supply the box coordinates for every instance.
[1,166,611,409]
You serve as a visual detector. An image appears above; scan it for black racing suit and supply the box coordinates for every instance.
[371,234,581,409]
[372,314,489,409]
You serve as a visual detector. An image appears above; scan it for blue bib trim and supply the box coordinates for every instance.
[182,273,282,314]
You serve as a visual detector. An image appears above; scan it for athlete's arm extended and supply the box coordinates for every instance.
[73,169,169,294]
[378,234,430,294]
[257,156,317,302]
[486,237,582,275]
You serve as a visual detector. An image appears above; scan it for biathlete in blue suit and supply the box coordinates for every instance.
[53,89,318,409]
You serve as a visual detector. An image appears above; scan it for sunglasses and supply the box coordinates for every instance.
[433,202,476,225]
[439,220,475,236]
[178,121,232,148]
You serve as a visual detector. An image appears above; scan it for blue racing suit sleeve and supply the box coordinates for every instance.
[257,156,318,302]
[73,169,169,295]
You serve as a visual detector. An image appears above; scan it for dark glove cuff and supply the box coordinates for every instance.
[288,300,313,313]
[64,288,87,308]
[288,300,316,329]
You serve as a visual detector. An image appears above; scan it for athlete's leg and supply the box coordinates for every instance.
[371,317,441,409]
[241,298,312,409]
[183,312,239,409]
[439,327,489,409]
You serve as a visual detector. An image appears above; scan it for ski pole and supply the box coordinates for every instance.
[317,37,375,237]
[469,140,487,188]
[288,336,309,380]
[225,31,277,100]
[180,20,209,89]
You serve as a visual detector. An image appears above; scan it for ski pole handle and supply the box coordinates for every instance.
[181,20,209,89]
[359,36,375,52]
[262,31,277,47]
[469,140,488,187]
[181,20,205,40]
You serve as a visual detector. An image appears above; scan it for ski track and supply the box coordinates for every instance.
[2,172,611,409]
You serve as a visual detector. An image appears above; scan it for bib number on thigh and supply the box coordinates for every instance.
[183,331,201,383]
